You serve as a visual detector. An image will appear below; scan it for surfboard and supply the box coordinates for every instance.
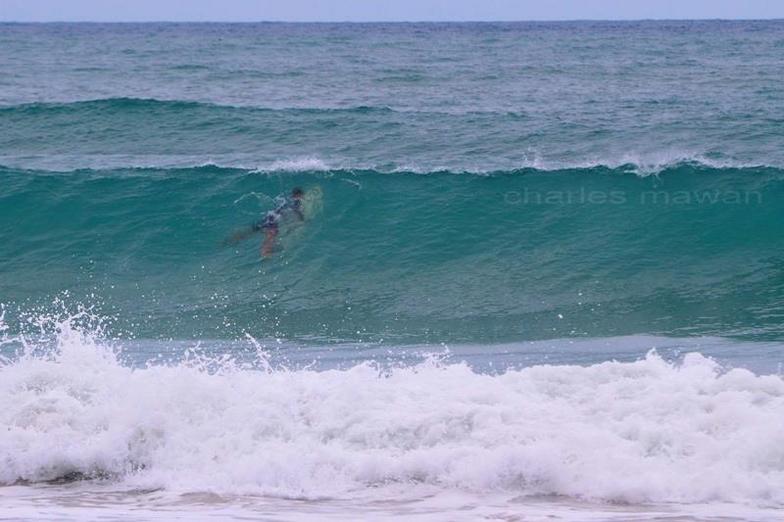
[301,185,323,219]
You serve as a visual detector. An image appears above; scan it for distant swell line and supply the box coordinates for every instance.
[0,96,536,118]
[0,97,396,115]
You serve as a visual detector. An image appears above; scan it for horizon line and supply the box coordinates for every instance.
[2,18,784,24]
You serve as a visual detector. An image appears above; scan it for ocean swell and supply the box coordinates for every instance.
[1,163,784,343]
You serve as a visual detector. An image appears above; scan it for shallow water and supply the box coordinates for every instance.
[2,484,780,521]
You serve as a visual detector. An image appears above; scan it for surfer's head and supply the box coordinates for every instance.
[292,187,304,199]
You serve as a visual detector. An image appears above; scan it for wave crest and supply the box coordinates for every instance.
[2,318,784,505]
[1,157,781,177]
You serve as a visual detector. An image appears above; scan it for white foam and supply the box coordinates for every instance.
[516,149,770,176]
[253,157,332,173]
[3,151,777,176]
[2,320,784,510]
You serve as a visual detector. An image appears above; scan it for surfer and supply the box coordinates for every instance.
[227,187,305,257]
[255,187,305,256]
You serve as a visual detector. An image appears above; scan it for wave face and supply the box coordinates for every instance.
[2,21,784,344]
[1,163,783,343]
[1,322,784,510]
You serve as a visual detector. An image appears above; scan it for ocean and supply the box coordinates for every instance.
[1,20,784,521]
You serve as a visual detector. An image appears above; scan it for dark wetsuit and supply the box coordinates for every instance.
[253,197,303,232]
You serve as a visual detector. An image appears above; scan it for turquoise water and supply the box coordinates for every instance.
[2,21,784,520]
[1,21,784,345]
[2,163,784,344]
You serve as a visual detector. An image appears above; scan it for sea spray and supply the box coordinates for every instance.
[1,316,784,505]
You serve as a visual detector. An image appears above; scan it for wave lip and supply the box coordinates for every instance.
[2,156,782,177]
[2,322,784,507]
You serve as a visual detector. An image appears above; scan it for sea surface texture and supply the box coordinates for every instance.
[1,21,784,521]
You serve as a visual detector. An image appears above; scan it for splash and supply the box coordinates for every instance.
[2,317,784,507]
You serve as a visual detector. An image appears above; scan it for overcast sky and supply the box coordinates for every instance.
[2,0,784,22]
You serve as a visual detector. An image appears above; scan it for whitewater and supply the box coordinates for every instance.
[2,20,784,521]
[2,313,784,521]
